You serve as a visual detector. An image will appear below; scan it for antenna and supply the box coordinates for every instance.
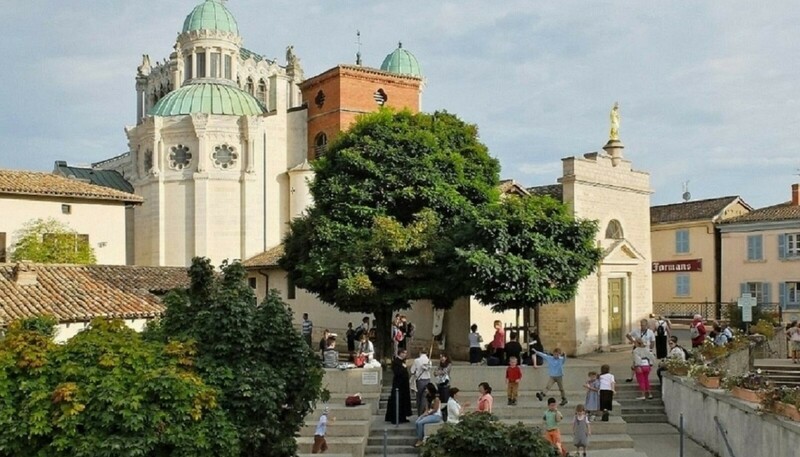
[682,180,691,202]
[355,30,362,66]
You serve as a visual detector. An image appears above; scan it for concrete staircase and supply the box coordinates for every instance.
[617,381,668,423]
[754,359,800,387]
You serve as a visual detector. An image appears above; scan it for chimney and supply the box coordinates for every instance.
[12,262,38,286]
[793,184,799,206]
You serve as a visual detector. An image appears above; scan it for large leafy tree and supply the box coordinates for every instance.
[0,317,238,457]
[11,218,96,264]
[281,109,501,358]
[457,195,602,313]
[150,258,323,457]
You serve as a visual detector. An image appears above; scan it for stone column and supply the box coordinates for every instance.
[603,139,625,167]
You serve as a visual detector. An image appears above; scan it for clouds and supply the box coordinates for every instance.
[0,0,798,208]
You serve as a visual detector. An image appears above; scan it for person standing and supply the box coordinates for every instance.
[311,407,332,454]
[690,314,707,348]
[302,313,313,348]
[625,319,655,382]
[385,349,412,424]
[411,350,432,416]
[654,316,671,359]
[346,322,356,361]
[491,320,506,365]
[598,364,616,422]
[468,324,484,365]
[572,405,591,457]
[543,397,567,457]
[434,354,452,409]
[506,356,522,406]
[632,338,656,400]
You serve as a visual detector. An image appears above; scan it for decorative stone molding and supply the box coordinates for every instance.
[211,144,238,170]
[168,144,192,170]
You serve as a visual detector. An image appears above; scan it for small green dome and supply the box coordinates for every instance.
[149,82,265,117]
[182,0,239,34]
[380,42,422,77]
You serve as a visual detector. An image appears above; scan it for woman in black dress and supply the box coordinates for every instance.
[385,348,413,424]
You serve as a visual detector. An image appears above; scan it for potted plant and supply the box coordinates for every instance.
[723,370,770,403]
[762,386,800,422]
[694,340,729,362]
[691,364,723,389]
[664,357,691,376]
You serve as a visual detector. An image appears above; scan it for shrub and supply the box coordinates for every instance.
[722,370,771,391]
[421,412,555,457]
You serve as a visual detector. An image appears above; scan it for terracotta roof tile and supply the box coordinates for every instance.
[0,263,188,325]
[527,184,563,202]
[650,196,742,224]
[242,245,284,269]
[0,169,142,203]
[719,201,800,224]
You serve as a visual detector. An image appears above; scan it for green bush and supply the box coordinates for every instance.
[421,412,556,457]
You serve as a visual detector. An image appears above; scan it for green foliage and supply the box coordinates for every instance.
[749,319,776,339]
[421,412,555,457]
[725,303,779,331]
[0,317,238,457]
[456,195,602,311]
[151,258,324,457]
[11,218,96,264]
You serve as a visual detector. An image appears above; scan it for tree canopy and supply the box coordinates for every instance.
[149,258,323,457]
[0,316,238,457]
[11,218,96,264]
[280,109,501,356]
[457,195,602,312]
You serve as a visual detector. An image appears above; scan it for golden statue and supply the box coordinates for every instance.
[609,102,620,141]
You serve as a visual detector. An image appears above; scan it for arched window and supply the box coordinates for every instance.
[257,79,268,105]
[314,132,328,159]
[245,77,254,95]
[605,219,624,239]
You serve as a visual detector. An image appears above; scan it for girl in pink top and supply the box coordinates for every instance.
[477,382,494,413]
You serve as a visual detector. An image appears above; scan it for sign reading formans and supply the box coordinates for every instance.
[652,259,702,273]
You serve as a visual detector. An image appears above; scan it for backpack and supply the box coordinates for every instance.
[689,325,700,339]
[677,345,692,360]
[394,328,404,342]
[406,323,415,338]
[657,321,666,337]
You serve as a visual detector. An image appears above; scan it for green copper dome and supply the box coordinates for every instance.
[149,82,265,117]
[380,42,422,77]
[182,0,239,34]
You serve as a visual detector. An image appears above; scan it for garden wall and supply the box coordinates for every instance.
[662,375,800,457]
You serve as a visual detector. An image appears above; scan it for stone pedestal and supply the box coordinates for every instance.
[603,139,625,166]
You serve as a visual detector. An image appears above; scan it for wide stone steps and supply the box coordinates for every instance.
[754,359,800,387]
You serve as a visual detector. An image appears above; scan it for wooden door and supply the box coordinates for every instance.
[608,278,625,344]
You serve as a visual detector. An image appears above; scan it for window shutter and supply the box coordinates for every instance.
[780,282,788,307]
[762,282,771,305]
[675,231,680,252]
[779,234,787,259]
[0,232,5,263]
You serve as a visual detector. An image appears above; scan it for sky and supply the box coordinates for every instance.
[1,0,799,208]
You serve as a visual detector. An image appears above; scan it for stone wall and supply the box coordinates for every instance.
[662,375,800,457]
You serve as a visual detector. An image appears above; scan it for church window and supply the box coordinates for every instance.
[605,220,623,239]
[184,55,192,81]
[315,90,325,108]
[197,51,207,77]
[61,204,72,215]
[210,52,220,78]
[169,144,192,170]
[144,149,154,171]
[224,55,232,79]
[212,144,238,169]
[373,88,388,106]
[245,77,254,95]
[257,79,268,105]
[314,132,328,159]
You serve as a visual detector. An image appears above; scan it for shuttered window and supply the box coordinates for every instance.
[746,235,763,261]
[0,232,6,262]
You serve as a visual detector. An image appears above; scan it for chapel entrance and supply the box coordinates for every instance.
[607,278,625,344]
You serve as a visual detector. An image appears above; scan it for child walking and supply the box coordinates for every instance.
[543,397,567,457]
[598,364,616,422]
[533,347,568,406]
[584,371,600,420]
[506,356,522,405]
[573,405,591,457]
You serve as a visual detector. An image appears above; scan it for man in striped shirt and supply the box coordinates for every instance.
[302,313,313,347]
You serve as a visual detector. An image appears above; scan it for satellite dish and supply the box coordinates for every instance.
[682,191,691,202]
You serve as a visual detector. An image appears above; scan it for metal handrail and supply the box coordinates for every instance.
[713,416,736,457]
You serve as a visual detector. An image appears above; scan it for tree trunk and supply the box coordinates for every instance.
[374,309,393,364]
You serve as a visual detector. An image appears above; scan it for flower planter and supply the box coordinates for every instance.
[669,366,689,376]
[698,375,721,389]
[731,386,763,403]
[775,402,800,422]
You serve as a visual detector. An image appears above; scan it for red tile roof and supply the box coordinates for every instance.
[0,263,188,325]
[719,201,800,224]
[650,196,744,224]
[242,244,284,269]
[0,169,142,203]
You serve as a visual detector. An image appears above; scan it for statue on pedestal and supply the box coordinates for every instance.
[609,102,620,141]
